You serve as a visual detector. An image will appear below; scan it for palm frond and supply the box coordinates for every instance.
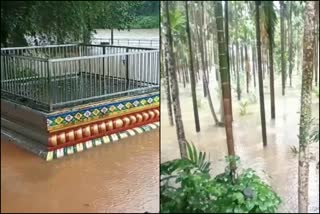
[186,141,211,173]
[262,1,277,43]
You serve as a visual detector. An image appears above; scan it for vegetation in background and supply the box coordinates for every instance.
[131,1,160,29]
[239,101,249,116]
[0,1,159,47]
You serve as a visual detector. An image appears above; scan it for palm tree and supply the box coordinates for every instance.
[280,1,286,96]
[288,1,294,87]
[194,2,221,126]
[164,51,174,126]
[262,1,277,119]
[314,2,319,86]
[252,44,257,88]
[161,13,174,126]
[298,2,316,213]
[185,1,201,132]
[214,1,236,177]
[163,1,187,158]
[225,1,233,121]
[255,1,267,146]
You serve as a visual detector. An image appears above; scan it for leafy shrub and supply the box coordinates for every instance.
[290,146,299,154]
[161,143,281,213]
[239,101,249,116]
[131,15,159,29]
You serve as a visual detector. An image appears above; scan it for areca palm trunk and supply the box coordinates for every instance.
[252,44,257,88]
[245,45,250,94]
[212,14,220,81]
[185,1,200,132]
[264,1,276,119]
[298,2,315,213]
[163,1,187,158]
[314,20,319,86]
[164,49,174,126]
[288,1,294,87]
[255,1,267,146]
[269,38,276,119]
[280,1,286,95]
[195,7,208,98]
[225,1,233,121]
[214,1,236,177]
[236,42,241,100]
[195,2,221,125]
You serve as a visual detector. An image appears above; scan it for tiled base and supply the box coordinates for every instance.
[44,121,159,161]
[1,122,159,161]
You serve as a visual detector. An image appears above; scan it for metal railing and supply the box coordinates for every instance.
[92,38,160,49]
[1,44,160,112]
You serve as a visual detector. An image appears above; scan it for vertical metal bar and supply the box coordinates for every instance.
[69,59,72,102]
[99,57,102,96]
[78,46,81,100]
[89,58,92,97]
[57,61,61,103]
[47,60,52,111]
[36,60,40,102]
[94,57,96,97]
[112,55,115,94]
[126,48,129,90]
[41,61,44,103]
[64,61,67,102]
[103,46,106,94]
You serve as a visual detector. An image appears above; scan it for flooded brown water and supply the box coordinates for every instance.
[161,73,319,213]
[1,130,159,213]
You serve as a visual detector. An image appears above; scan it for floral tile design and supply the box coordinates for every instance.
[47,93,159,130]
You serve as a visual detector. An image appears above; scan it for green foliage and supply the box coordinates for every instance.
[309,122,319,143]
[290,120,318,155]
[313,88,319,98]
[240,100,249,116]
[131,16,159,29]
[261,1,277,45]
[1,1,149,46]
[186,141,211,173]
[213,168,281,213]
[161,146,281,213]
[290,146,299,154]
[168,8,186,41]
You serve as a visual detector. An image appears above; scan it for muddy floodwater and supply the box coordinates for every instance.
[1,130,159,213]
[161,71,319,213]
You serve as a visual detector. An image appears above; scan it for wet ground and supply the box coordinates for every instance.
[161,72,319,213]
[1,129,159,213]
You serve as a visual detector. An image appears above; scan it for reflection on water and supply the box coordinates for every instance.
[161,72,319,213]
[1,130,159,213]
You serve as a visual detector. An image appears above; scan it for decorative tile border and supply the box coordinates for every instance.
[47,108,159,147]
[47,93,160,131]
[44,121,160,161]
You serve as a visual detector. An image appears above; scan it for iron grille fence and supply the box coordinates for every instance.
[1,44,160,112]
